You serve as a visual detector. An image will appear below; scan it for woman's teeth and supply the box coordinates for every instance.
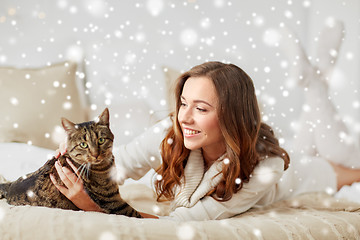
[184,129,199,135]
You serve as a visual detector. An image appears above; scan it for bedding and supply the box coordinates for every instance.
[0,184,359,240]
[0,143,360,239]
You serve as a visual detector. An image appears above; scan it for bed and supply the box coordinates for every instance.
[0,62,360,239]
[0,157,360,240]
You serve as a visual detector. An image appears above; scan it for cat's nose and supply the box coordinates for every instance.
[91,149,99,159]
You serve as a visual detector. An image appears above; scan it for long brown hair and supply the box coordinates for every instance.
[155,61,290,201]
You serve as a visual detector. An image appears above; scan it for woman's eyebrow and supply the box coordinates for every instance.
[181,96,214,108]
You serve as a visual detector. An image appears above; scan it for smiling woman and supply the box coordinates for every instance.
[53,61,360,222]
[156,62,289,207]
[178,76,225,163]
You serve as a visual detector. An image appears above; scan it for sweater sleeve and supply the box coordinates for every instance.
[113,117,172,182]
[168,157,285,221]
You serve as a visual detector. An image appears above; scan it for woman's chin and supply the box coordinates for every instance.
[184,143,201,151]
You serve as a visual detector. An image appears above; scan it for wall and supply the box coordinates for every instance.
[0,0,358,146]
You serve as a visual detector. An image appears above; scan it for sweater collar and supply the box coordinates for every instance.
[172,149,225,209]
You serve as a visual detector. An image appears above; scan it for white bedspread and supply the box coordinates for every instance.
[1,143,360,239]
[0,142,359,202]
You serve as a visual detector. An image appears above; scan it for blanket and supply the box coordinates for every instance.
[0,184,359,240]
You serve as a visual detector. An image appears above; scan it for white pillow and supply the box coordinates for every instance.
[0,61,89,149]
[162,66,180,113]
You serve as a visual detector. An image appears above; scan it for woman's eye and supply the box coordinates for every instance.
[98,138,105,144]
[196,107,207,112]
[180,102,187,107]
[80,142,88,148]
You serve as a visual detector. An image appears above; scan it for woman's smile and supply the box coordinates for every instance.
[183,128,201,137]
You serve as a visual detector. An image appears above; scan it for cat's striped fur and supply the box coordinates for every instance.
[0,108,142,218]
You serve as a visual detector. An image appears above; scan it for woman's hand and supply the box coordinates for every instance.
[50,158,104,213]
[55,141,67,158]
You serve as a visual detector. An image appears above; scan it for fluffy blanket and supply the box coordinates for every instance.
[0,184,359,240]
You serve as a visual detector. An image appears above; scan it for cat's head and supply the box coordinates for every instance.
[61,108,114,165]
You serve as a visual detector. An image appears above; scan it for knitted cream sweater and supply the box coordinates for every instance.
[172,149,225,209]
[116,117,337,221]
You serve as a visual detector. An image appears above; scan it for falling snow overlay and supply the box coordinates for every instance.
[0,0,358,146]
[1,0,360,239]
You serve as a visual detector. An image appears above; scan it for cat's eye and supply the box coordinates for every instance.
[98,138,105,144]
[80,142,88,148]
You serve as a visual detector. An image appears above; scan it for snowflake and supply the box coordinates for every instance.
[152,205,160,214]
[160,99,166,106]
[253,228,262,238]
[26,190,35,199]
[135,32,146,43]
[99,231,117,240]
[262,28,281,47]
[167,138,173,145]
[57,0,68,9]
[176,224,195,240]
[264,66,271,73]
[146,0,164,16]
[213,0,225,8]
[253,15,265,27]
[10,97,19,106]
[200,18,211,29]
[86,0,108,17]
[62,101,72,110]
[66,45,84,62]
[180,28,198,47]
[124,52,137,64]
[223,158,230,165]
[90,104,97,111]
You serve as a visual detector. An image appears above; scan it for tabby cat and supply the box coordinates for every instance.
[0,108,142,218]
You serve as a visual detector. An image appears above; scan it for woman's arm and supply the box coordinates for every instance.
[51,158,159,218]
[114,117,172,182]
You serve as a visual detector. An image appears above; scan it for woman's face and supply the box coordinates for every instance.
[178,76,226,156]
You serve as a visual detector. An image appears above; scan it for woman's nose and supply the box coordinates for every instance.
[179,108,193,124]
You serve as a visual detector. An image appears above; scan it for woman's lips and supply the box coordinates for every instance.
[183,128,201,137]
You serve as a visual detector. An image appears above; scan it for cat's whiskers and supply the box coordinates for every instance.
[86,162,91,179]
[77,163,88,182]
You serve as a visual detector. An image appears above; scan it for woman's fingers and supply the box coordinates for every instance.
[50,162,103,212]
[59,141,67,155]
[50,173,69,195]
[62,162,82,185]
[51,160,84,200]
[54,160,76,187]
[66,158,81,178]
[55,149,61,159]
[55,140,68,159]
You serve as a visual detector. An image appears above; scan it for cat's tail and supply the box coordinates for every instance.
[0,183,11,199]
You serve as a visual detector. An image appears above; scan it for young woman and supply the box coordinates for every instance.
[52,61,360,221]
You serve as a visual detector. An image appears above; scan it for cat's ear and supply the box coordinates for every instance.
[61,118,77,134]
[98,108,110,126]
